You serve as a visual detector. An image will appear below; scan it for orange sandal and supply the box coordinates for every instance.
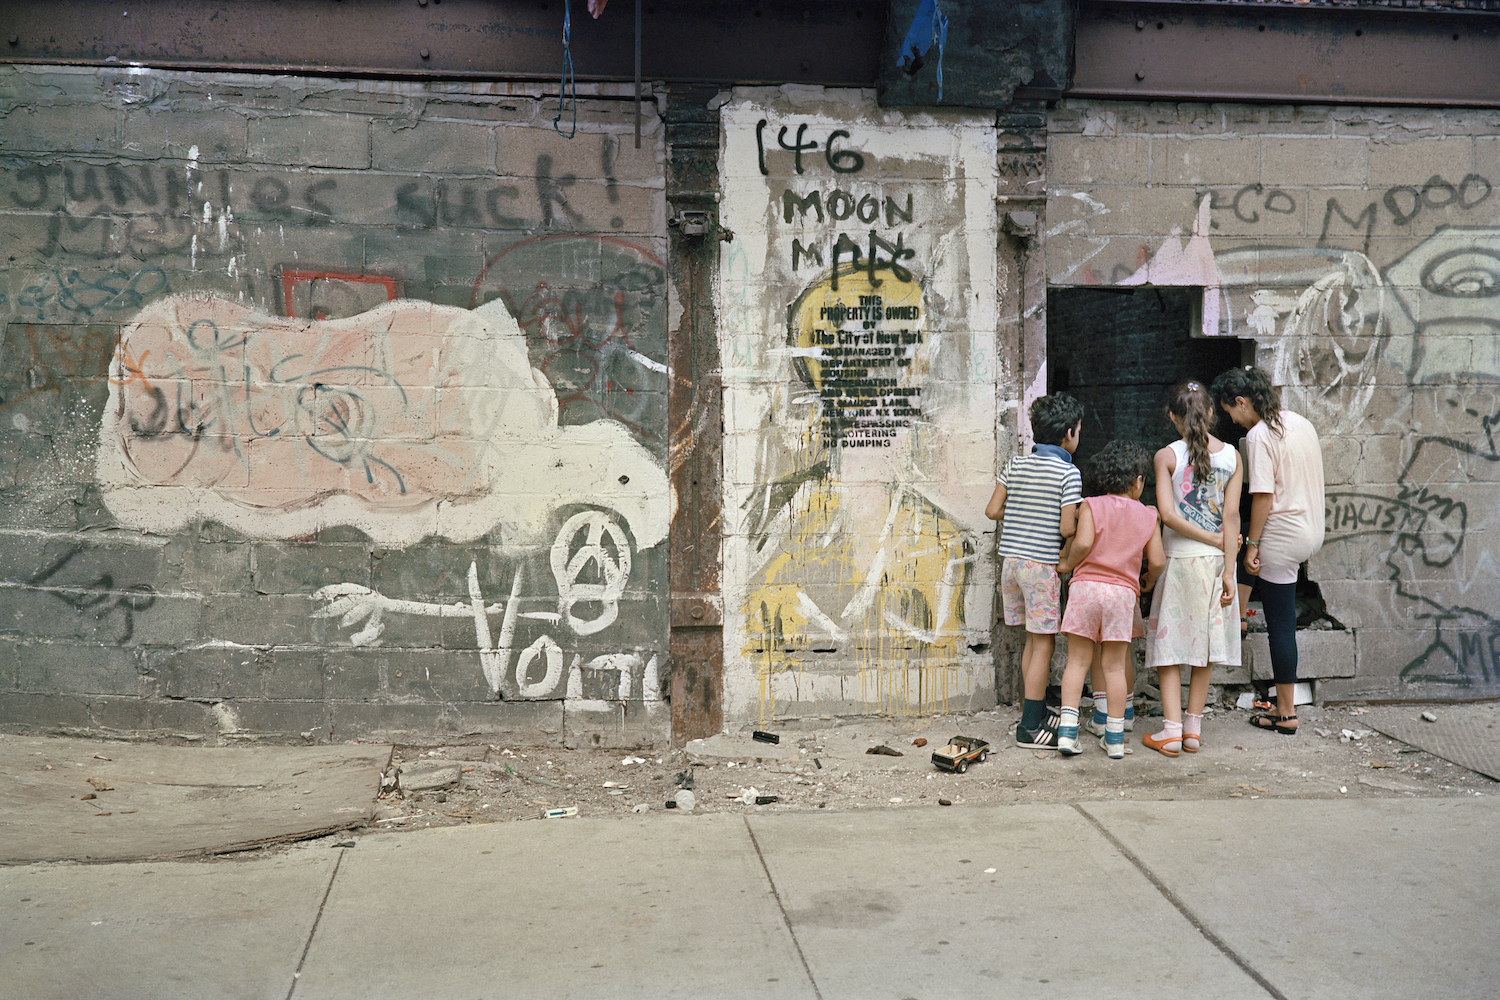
[1181,732,1201,753]
[1142,731,1181,757]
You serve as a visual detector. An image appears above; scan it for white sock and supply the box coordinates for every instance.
[1057,707,1079,738]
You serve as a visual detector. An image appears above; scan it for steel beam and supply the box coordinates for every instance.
[0,0,884,86]
[1073,0,1500,107]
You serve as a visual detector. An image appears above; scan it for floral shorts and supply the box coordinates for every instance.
[1060,579,1139,644]
[1000,557,1061,634]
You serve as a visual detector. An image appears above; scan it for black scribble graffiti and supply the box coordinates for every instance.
[1203,173,1492,254]
[11,267,168,322]
[248,176,338,226]
[1384,225,1500,383]
[469,235,667,447]
[5,162,242,262]
[828,231,917,291]
[781,190,913,227]
[22,548,157,644]
[755,120,867,176]
[741,461,831,553]
[1390,423,1500,687]
[1328,411,1500,688]
[536,155,583,230]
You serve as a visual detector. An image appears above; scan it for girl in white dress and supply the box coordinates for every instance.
[1143,382,1243,756]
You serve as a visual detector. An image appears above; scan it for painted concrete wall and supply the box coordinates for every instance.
[716,89,1001,724]
[4,64,1493,744]
[1045,100,1500,699]
[0,66,672,744]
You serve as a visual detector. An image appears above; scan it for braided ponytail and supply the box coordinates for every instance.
[1168,381,1215,483]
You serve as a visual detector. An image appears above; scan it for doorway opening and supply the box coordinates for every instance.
[1045,285,1343,706]
[1045,286,1248,495]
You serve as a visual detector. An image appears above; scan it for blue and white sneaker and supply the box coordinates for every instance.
[1100,733,1126,760]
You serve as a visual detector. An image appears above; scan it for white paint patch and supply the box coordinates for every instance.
[1018,364,1049,450]
[211,702,243,733]
[626,349,667,374]
[716,90,999,720]
[796,590,850,643]
[1060,190,1110,217]
[1117,195,1222,339]
[1081,111,1117,137]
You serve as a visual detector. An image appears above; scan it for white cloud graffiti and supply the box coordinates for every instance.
[100,294,671,706]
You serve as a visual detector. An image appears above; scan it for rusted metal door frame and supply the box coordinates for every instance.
[665,85,726,745]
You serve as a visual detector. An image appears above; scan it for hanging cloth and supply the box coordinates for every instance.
[553,0,578,138]
[897,0,949,102]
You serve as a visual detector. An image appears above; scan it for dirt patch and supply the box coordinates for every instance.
[366,702,1496,835]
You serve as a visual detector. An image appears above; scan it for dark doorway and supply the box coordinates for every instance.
[1046,286,1250,497]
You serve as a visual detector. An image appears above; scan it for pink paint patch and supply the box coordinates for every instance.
[107,296,526,507]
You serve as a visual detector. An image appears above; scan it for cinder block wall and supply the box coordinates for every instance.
[715,91,1002,725]
[1044,99,1500,701]
[0,66,672,745]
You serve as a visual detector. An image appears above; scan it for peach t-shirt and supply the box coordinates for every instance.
[1070,494,1159,594]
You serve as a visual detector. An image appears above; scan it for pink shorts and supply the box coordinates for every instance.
[1061,579,1139,644]
[1000,557,1061,634]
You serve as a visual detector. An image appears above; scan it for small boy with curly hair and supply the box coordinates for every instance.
[1054,440,1166,758]
[985,393,1084,749]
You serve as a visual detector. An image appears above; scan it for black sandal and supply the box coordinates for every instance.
[1249,712,1298,735]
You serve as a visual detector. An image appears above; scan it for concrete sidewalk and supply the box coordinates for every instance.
[3,798,1496,1000]
[0,735,389,863]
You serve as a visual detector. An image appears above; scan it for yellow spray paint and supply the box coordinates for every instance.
[741,265,976,724]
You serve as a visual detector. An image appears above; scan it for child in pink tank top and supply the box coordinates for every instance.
[1055,440,1166,758]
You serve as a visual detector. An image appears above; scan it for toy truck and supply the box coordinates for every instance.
[930,735,990,773]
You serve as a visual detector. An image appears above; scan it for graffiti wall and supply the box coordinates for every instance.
[1045,101,1500,699]
[716,91,1000,723]
[7,63,1492,740]
[0,65,671,743]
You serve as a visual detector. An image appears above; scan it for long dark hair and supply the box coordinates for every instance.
[1168,381,1215,483]
[1210,365,1283,434]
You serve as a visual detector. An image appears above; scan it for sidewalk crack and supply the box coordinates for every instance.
[744,816,823,1000]
[284,846,346,1000]
[1074,804,1289,1000]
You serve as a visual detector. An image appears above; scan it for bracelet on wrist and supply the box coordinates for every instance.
[1246,539,1259,547]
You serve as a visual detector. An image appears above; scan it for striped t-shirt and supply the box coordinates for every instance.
[996,445,1083,563]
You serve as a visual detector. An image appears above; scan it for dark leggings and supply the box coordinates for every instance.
[1259,579,1299,686]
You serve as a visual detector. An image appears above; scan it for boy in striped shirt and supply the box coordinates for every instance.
[985,394,1084,749]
